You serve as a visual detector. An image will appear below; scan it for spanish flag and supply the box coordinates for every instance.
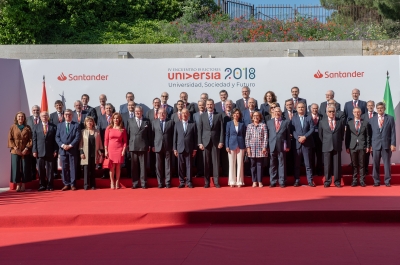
[41,76,48,112]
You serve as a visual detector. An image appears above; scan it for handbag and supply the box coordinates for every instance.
[244,153,250,163]
[96,152,104,164]
[102,157,112,169]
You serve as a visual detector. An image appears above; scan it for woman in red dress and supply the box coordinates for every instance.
[104,113,127,189]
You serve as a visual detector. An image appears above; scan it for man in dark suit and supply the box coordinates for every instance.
[160,92,173,118]
[171,100,184,123]
[49,100,65,179]
[319,90,341,115]
[282,99,296,176]
[27,105,41,181]
[215,90,236,113]
[94,94,108,122]
[236,86,258,112]
[291,102,315,187]
[119,92,135,114]
[370,102,396,187]
[55,109,81,191]
[72,100,88,130]
[362,100,377,174]
[242,98,257,126]
[345,107,371,187]
[127,105,151,189]
[284,86,307,114]
[310,104,323,176]
[319,106,345,188]
[193,99,205,177]
[32,111,58,191]
[344,88,367,121]
[323,100,346,126]
[121,101,135,178]
[151,108,174,188]
[173,92,196,119]
[146,97,162,178]
[97,103,114,179]
[81,94,97,123]
[193,93,209,113]
[174,108,197,188]
[282,99,297,121]
[267,107,291,188]
[198,99,224,188]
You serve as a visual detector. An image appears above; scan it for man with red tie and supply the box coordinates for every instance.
[146,98,161,122]
[319,106,345,188]
[282,99,297,120]
[285,86,307,114]
[310,104,323,176]
[72,100,88,130]
[344,88,367,121]
[94,94,108,121]
[236,86,258,112]
[160,92,173,119]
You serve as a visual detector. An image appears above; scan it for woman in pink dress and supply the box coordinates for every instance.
[104,113,127,189]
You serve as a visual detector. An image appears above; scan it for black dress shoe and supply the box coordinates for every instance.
[131,185,138,189]
[269,183,276,188]
[373,183,380,187]
[385,183,391,187]
[324,183,330,188]
[215,184,221,188]
[360,182,366,187]
[158,184,164,189]
[293,182,300,187]
[91,187,96,190]
[334,183,341,188]
[351,181,358,187]
[38,186,46,191]
[308,182,316,187]
[178,184,185,188]
[279,184,285,188]
[204,184,210,188]
[165,184,171,189]
[141,186,147,189]
[188,183,194,188]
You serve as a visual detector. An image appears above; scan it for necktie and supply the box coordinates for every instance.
[58,113,62,122]
[178,112,182,121]
[222,102,225,111]
[369,112,372,119]
[244,99,248,109]
[83,106,87,110]
[300,116,304,128]
[160,120,164,133]
[43,124,47,135]
[353,101,357,108]
[183,122,187,133]
[226,111,231,117]
[293,99,297,108]
[329,120,335,131]
[154,109,158,119]
[137,119,141,128]
[288,111,292,120]
[183,103,187,109]
[66,123,70,134]
[163,104,166,109]
[77,112,81,122]
[355,120,360,134]
[34,118,38,125]
[101,106,105,115]
[313,115,318,125]
[379,116,384,129]
[275,119,280,132]
[129,112,133,118]
[209,113,213,126]
[107,115,111,125]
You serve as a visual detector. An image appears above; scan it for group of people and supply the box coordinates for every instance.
[8,86,396,191]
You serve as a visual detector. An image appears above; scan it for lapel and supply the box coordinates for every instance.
[158,119,164,134]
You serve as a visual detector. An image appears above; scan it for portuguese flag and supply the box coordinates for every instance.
[383,72,395,119]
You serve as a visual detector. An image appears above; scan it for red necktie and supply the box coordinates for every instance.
[83,106,87,110]
[329,119,335,131]
[244,99,248,109]
[154,109,158,119]
[34,118,38,125]
[369,112,372,119]
[313,115,318,125]
[178,113,182,121]
[353,101,357,108]
[275,119,280,132]
[101,106,105,115]
[77,113,81,122]
[379,116,384,128]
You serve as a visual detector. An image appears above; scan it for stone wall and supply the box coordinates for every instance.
[363,40,400,55]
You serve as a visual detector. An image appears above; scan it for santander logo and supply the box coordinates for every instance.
[314,70,364,79]
[57,72,109,81]
[57,72,67,81]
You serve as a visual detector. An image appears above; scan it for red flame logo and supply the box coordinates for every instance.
[314,70,323,79]
[57,72,67,81]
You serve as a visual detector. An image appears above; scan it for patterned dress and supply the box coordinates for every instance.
[245,123,268,158]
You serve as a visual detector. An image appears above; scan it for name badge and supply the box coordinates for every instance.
[314,129,318,132]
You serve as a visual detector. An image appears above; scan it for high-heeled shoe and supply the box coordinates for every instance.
[115,180,120,189]
[110,182,115,189]
[20,183,26,192]
[16,184,21,192]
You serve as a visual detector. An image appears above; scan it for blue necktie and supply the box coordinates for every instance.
[300,116,304,128]
[66,123,70,134]
[183,122,187,133]
[209,113,213,127]
[160,121,164,133]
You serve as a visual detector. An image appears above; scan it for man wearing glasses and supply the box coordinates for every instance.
[27,105,41,181]
[160,92,173,119]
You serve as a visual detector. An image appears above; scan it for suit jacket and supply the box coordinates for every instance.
[242,109,257,127]
[290,114,315,149]
[225,121,246,150]
[27,115,42,129]
[72,110,88,130]
[56,121,81,155]
[345,119,371,150]
[151,119,174,152]
[369,114,396,150]
[266,119,291,152]
[146,109,160,122]
[198,112,224,147]
[319,101,341,116]
[97,114,110,143]
[32,123,58,158]
[83,105,97,122]
[159,104,173,118]
[259,102,280,116]
[173,120,197,153]
[322,110,346,127]
[94,105,104,122]
[173,103,196,116]
[361,111,377,121]
[263,114,272,123]
[193,112,203,127]
[310,113,323,134]
[127,117,151,151]
[49,111,65,126]
[282,110,297,120]
[121,111,134,129]
[318,117,345,152]
[235,98,258,112]
[8,124,33,155]
[284,97,307,114]
[344,100,367,121]
[119,103,128,114]
[215,101,236,113]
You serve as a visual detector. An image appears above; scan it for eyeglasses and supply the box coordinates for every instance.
[64,114,72,116]
[327,111,335,113]
[161,95,168,97]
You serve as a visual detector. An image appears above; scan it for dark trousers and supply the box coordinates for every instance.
[123,152,131,178]
[365,152,372,173]
[203,143,220,185]
[37,156,54,188]
[195,147,204,176]
[10,154,31,183]
[286,140,296,176]
[220,148,229,176]
[155,150,171,185]
[30,155,37,180]
[60,153,77,186]
[250,157,263,182]
[350,148,366,182]
[372,149,392,185]
[52,154,60,178]
[270,150,286,185]
[83,156,96,189]
[131,151,147,187]
[312,132,323,175]
[178,151,192,184]
[149,151,157,177]
[295,146,313,183]
[323,150,341,185]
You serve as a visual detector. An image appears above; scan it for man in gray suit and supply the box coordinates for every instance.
[370,102,396,187]
[198,99,224,188]
[362,100,377,174]
[174,108,197,188]
[319,90,341,115]
[127,105,151,189]
[151,108,174,188]
[193,99,205,177]
[236,86,258,112]
[345,107,371,187]
[267,107,291,188]
[319,106,345,188]
[27,105,41,181]
[94,94,108,121]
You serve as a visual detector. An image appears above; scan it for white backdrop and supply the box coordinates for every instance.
[1,56,399,187]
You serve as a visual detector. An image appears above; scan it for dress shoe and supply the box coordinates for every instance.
[71,186,77,191]
[351,181,358,187]
[141,186,147,189]
[47,187,54,191]
[269,183,276,188]
[158,184,164,189]
[293,182,300,187]
[279,184,285,188]
[204,184,210,188]
[91,187,96,190]
[373,183,380,187]
[324,183,330,188]
[61,186,70,191]
[178,184,185,188]
[215,184,221,188]
[131,185,138,189]
[188,183,194,188]
[308,182,316,187]
[334,183,341,188]
[360,182,366,187]
[38,186,46,191]
[385,183,391,187]
[165,184,171,189]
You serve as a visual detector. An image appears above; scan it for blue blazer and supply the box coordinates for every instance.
[259,102,280,116]
[344,100,367,121]
[290,114,315,149]
[369,114,396,150]
[242,109,256,127]
[225,121,246,150]
[119,103,128,114]
[55,121,81,155]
